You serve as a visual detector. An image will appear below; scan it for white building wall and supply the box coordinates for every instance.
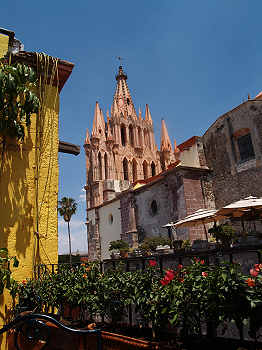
[99,199,121,260]
[179,144,200,167]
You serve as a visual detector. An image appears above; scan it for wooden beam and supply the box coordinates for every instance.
[59,140,80,156]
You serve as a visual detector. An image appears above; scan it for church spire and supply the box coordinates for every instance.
[91,101,105,139]
[112,66,137,118]
[160,119,172,152]
[145,104,153,124]
[84,128,91,145]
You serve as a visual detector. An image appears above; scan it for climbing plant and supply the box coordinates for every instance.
[0,58,40,141]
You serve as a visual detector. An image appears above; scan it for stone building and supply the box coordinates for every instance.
[84,66,211,261]
[203,95,262,208]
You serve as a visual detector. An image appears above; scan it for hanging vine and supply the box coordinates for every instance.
[0,58,40,140]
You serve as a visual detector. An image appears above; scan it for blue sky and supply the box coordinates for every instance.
[2,1,262,254]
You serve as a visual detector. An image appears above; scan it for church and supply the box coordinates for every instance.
[84,65,262,261]
[84,66,215,260]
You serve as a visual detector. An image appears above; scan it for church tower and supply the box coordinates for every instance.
[84,66,162,209]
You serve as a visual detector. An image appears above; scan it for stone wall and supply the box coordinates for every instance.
[203,100,262,208]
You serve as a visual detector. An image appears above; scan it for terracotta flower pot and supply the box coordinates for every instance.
[101,331,168,349]
[120,250,129,258]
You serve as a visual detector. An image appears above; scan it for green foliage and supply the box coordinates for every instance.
[181,239,191,249]
[208,224,236,246]
[139,236,170,253]
[109,239,129,252]
[0,248,19,296]
[12,257,262,340]
[58,197,77,222]
[0,59,40,140]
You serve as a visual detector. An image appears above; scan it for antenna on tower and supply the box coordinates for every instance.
[117,56,124,65]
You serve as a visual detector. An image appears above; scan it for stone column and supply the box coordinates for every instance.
[126,197,138,248]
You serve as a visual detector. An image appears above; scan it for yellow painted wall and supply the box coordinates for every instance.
[0,34,9,58]
[99,200,121,260]
[0,36,60,349]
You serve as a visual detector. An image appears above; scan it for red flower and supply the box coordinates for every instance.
[177,264,183,269]
[254,264,260,272]
[160,278,169,286]
[202,272,208,278]
[22,280,27,285]
[250,269,259,277]
[149,260,157,267]
[165,269,175,281]
[200,260,205,265]
[246,278,255,287]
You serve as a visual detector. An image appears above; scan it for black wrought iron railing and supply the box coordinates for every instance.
[0,313,102,350]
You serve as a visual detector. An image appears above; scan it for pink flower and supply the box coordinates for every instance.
[149,260,157,267]
[177,264,183,269]
[250,269,259,277]
[194,257,200,263]
[202,272,208,278]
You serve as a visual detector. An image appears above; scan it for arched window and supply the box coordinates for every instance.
[132,159,137,182]
[151,162,156,177]
[123,158,129,180]
[138,127,142,147]
[143,160,148,179]
[98,152,102,180]
[121,124,126,146]
[104,153,108,179]
[129,125,134,147]
[143,129,148,147]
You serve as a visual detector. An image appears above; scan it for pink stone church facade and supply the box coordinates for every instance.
[84,65,262,261]
[84,66,212,260]
[84,66,178,209]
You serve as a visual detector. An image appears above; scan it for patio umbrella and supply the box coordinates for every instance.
[216,196,262,217]
[173,208,226,241]
[216,196,262,231]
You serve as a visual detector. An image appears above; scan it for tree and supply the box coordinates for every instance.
[58,197,77,265]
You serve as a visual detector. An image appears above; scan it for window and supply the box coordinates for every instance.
[104,153,108,179]
[132,159,137,182]
[138,127,142,147]
[108,214,113,224]
[143,160,148,179]
[150,200,158,216]
[129,125,134,147]
[151,162,156,177]
[121,125,126,146]
[237,134,255,162]
[123,158,129,180]
[98,152,102,180]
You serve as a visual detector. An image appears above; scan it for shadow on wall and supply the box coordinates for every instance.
[0,133,34,258]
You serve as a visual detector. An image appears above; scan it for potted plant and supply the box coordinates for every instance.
[139,237,171,256]
[208,224,236,248]
[172,239,183,250]
[109,240,129,258]
[181,239,191,251]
